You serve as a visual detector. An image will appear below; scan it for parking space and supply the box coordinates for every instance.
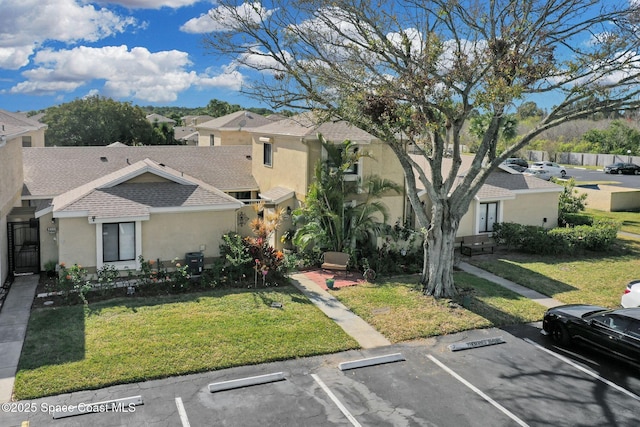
[3,325,639,426]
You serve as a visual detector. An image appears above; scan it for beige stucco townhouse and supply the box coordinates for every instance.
[1,110,46,283]
[21,146,257,274]
[248,112,408,247]
[410,155,563,236]
[196,110,277,147]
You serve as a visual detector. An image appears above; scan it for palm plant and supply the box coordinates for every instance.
[293,136,401,253]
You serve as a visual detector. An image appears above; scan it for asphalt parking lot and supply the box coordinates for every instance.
[3,323,639,427]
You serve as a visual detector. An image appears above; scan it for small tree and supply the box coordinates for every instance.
[556,178,588,225]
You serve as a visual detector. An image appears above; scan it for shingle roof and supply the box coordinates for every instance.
[23,146,258,198]
[251,112,377,143]
[60,182,239,219]
[0,109,47,138]
[197,111,274,131]
[53,158,242,219]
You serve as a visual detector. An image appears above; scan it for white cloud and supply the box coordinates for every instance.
[181,2,275,33]
[0,0,137,70]
[103,0,204,8]
[8,44,247,102]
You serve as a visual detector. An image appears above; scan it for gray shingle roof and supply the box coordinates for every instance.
[23,145,258,197]
[197,111,273,131]
[60,182,239,219]
[251,112,376,143]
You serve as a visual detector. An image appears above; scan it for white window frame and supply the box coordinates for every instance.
[477,201,500,233]
[96,221,142,271]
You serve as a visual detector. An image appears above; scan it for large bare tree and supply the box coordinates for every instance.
[203,0,640,297]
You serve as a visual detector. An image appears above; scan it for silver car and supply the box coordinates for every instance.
[530,161,566,178]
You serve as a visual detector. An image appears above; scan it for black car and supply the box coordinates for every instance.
[502,158,529,168]
[604,162,640,174]
[542,304,640,366]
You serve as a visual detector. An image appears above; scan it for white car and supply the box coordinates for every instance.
[530,161,566,178]
[622,280,640,307]
[522,168,552,180]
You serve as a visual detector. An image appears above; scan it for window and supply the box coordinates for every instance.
[263,142,272,166]
[102,223,135,262]
[22,136,32,147]
[209,135,215,146]
[479,202,498,233]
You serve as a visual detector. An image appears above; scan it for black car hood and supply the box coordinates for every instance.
[547,304,608,319]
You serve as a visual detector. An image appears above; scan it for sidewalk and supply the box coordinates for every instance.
[458,262,564,308]
[0,274,38,403]
[289,272,392,349]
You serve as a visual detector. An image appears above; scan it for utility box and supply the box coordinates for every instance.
[185,252,204,275]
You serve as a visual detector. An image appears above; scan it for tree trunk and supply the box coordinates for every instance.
[421,206,459,298]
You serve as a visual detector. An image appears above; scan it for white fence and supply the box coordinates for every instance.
[526,150,640,167]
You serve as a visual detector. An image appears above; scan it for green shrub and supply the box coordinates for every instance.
[560,213,593,227]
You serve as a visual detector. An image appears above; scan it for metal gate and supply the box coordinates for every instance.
[8,220,40,275]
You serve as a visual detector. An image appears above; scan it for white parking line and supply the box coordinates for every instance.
[427,355,530,427]
[311,374,362,427]
[523,338,640,402]
[175,397,191,427]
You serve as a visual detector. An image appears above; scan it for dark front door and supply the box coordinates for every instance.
[8,220,40,274]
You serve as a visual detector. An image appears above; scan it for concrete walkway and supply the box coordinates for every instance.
[458,262,564,308]
[0,274,38,403]
[289,273,392,349]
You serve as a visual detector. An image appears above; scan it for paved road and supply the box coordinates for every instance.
[566,167,640,189]
[3,324,639,427]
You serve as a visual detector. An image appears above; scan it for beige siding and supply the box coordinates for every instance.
[576,185,640,212]
[39,212,59,270]
[252,135,311,199]
[126,173,172,184]
[0,137,24,282]
[58,217,97,268]
[502,192,559,229]
[141,210,236,262]
[197,129,253,147]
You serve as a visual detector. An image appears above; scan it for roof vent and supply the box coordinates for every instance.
[246,155,252,160]
[100,156,108,162]
[159,163,165,167]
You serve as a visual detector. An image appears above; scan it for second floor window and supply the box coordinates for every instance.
[263,142,272,166]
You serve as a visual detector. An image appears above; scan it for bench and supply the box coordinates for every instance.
[321,251,350,275]
[458,235,496,256]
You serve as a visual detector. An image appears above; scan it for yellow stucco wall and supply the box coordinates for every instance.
[197,130,253,146]
[56,210,236,271]
[39,212,59,270]
[58,217,97,268]
[576,185,640,212]
[0,138,24,282]
[141,210,236,261]
[501,192,559,229]
[252,135,311,199]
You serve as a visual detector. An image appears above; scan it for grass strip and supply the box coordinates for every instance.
[15,286,358,400]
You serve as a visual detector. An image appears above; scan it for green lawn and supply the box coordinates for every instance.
[469,237,640,308]
[586,208,640,235]
[15,286,359,400]
[330,272,547,343]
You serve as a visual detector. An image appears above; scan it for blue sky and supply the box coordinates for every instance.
[0,0,260,112]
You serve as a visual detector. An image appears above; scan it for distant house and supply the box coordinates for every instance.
[173,126,199,146]
[0,109,47,147]
[145,113,176,126]
[196,111,279,147]
[182,115,214,126]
